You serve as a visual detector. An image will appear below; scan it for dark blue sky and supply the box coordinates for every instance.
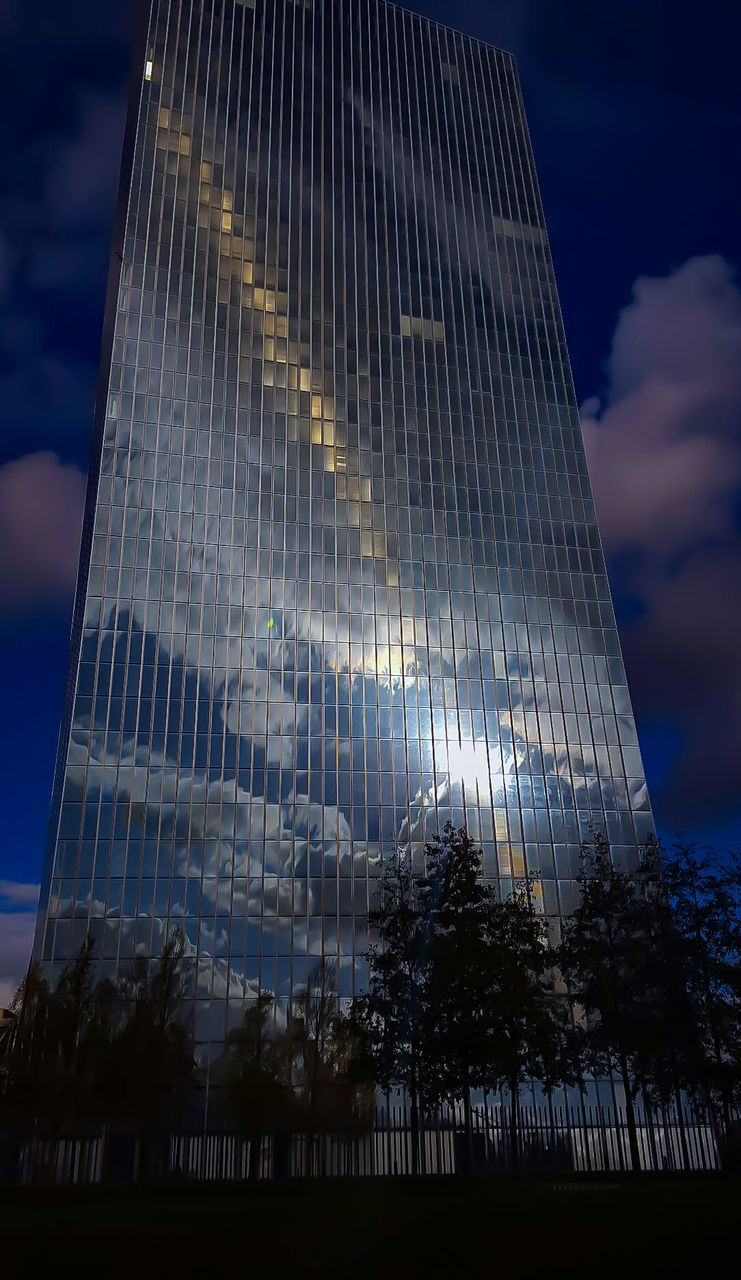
[1,0,740,918]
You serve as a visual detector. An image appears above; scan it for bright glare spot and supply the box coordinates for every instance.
[446,740,492,789]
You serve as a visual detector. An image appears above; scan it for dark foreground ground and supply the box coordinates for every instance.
[1,1175,736,1277]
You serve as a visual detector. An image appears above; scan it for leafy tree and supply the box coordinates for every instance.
[477,880,580,1167]
[417,825,497,1150]
[219,992,289,1180]
[1,963,55,1137]
[662,842,741,1146]
[1,941,116,1139]
[616,836,704,1170]
[557,833,665,1172]
[352,825,579,1173]
[327,1003,376,1130]
[109,930,193,1138]
[348,844,428,1173]
[420,828,577,1169]
[289,959,365,1130]
[2,933,193,1178]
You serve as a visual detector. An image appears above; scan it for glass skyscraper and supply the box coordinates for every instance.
[35,0,650,1076]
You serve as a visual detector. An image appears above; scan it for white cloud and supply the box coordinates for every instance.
[0,881,39,908]
[582,255,741,822]
[582,255,741,560]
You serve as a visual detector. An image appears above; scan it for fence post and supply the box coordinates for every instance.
[644,1103,658,1173]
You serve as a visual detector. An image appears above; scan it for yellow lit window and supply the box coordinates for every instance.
[145,60,153,81]
[299,368,311,392]
[201,162,212,182]
[221,212,233,232]
[511,847,526,877]
[242,262,254,285]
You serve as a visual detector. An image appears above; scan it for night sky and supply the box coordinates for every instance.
[1,0,740,998]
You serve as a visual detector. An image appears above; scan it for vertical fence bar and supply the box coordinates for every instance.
[9,1101,735,1185]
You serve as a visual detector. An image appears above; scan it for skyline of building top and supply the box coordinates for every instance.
[264,0,517,58]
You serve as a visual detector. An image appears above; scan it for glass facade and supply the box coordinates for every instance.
[35,0,650,1074]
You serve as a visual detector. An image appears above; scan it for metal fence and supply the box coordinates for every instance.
[6,1099,738,1184]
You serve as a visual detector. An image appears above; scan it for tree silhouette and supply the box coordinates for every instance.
[1,963,55,1138]
[107,929,194,1164]
[557,833,663,1172]
[1,941,117,1140]
[661,841,741,1160]
[290,961,338,1118]
[417,825,497,1166]
[1,932,194,1179]
[348,844,428,1173]
[219,992,288,1180]
[612,835,704,1169]
[477,878,580,1168]
[419,828,577,1170]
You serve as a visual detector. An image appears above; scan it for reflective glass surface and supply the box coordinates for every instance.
[36,0,651,1071]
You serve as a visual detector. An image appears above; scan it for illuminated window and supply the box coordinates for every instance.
[400,313,444,342]
[144,60,153,81]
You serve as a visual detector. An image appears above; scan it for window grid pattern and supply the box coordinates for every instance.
[37,0,651,1067]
